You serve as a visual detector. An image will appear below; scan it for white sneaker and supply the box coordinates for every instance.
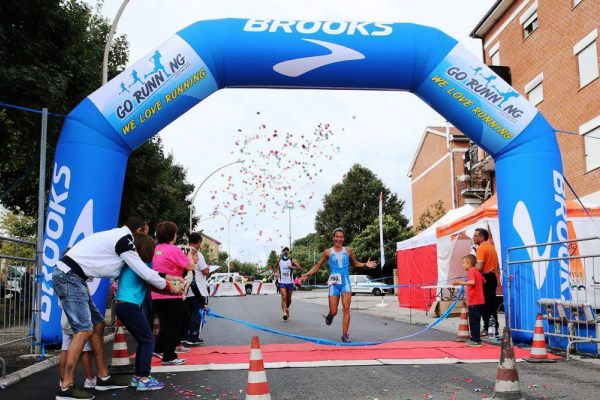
[84,377,97,389]
[175,345,191,353]
[162,358,186,365]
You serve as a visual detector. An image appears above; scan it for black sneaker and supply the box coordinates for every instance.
[323,313,334,326]
[94,375,129,391]
[480,330,489,337]
[56,384,95,400]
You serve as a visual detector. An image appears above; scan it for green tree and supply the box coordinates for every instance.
[351,215,413,277]
[118,137,195,237]
[0,0,129,215]
[415,200,447,232]
[229,259,259,277]
[0,210,37,260]
[266,250,278,270]
[314,164,408,244]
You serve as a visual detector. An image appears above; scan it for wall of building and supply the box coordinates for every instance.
[481,0,600,200]
[410,128,470,227]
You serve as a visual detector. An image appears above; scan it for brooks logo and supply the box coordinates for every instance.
[273,39,365,77]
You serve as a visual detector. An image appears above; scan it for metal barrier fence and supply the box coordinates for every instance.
[506,236,600,359]
[0,236,36,350]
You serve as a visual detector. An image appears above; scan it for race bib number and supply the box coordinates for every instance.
[327,273,342,286]
[282,271,290,279]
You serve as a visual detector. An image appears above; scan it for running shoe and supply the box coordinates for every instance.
[466,339,483,347]
[182,339,203,347]
[83,377,96,390]
[95,375,129,391]
[175,345,191,353]
[162,358,186,365]
[323,313,334,326]
[480,330,489,337]
[283,313,288,321]
[341,334,351,343]
[56,384,95,400]
[136,376,165,392]
[152,352,163,359]
[129,376,140,388]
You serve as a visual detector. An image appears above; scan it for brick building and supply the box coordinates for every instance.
[199,232,221,262]
[408,126,473,228]
[471,0,600,203]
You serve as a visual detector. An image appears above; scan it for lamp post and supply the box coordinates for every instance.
[283,202,294,249]
[188,160,243,232]
[214,212,237,274]
[102,0,131,85]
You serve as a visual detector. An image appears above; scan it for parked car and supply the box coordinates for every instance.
[349,275,393,296]
[4,266,25,299]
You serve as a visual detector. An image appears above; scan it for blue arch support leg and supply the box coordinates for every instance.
[40,18,567,344]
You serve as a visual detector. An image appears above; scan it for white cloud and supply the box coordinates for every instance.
[90,0,495,264]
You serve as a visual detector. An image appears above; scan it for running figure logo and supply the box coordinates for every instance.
[119,82,129,95]
[491,85,520,108]
[144,50,171,79]
[128,70,144,88]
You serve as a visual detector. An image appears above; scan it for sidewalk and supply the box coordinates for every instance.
[293,289,505,338]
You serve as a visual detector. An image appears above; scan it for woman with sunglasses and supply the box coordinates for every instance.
[300,228,376,342]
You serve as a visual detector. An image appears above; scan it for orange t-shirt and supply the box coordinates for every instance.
[476,242,499,274]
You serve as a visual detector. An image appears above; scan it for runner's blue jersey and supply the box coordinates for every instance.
[328,247,352,296]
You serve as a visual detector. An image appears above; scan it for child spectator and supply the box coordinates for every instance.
[151,222,195,365]
[452,254,485,347]
[115,234,167,391]
[59,310,96,391]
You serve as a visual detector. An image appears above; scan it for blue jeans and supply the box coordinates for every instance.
[185,296,205,341]
[115,302,154,377]
[52,269,104,333]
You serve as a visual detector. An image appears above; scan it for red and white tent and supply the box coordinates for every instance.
[395,205,476,309]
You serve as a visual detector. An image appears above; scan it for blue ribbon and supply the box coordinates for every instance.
[206,286,463,347]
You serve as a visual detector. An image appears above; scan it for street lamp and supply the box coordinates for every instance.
[214,212,238,274]
[283,202,294,250]
[188,159,243,232]
[102,0,131,85]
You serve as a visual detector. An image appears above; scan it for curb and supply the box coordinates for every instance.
[1,333,115,389]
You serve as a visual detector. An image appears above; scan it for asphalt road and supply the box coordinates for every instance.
[3,295,600,399]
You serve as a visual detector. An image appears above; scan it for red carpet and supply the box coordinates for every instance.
[148,341,561,371]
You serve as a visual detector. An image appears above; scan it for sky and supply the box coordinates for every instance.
[89,0,495,264]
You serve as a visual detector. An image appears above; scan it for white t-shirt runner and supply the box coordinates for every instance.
[278,258,294,284]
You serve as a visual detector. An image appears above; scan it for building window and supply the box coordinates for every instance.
[488,42,500,66]
[524,72,544,106]
[573,29,599,88]
[580,115,600,172]
[520,1,538,39]
[584,127,600,172]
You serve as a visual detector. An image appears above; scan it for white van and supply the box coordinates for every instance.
[349,275,393,296]
[208,272,243,284]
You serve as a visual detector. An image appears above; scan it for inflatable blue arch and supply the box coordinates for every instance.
[40,19,570,343]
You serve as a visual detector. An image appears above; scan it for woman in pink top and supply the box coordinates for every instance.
[151,221,195,365]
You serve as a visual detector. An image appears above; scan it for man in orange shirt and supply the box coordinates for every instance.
[473,228,500,337]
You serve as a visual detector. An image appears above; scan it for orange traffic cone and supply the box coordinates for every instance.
[108,319,134,374]
[524,313,556,363]
[454,304,470,342]
[152,315,160,338]
[245,336,271,400]
[492,327,524,400]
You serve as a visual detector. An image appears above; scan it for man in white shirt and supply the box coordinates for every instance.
[183,232,210,346]
[52,216,183,400]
